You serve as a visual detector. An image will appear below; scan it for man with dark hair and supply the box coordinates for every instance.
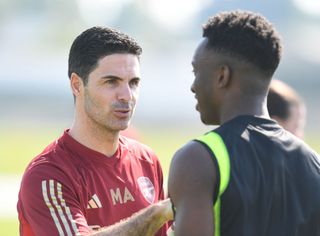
[267,79,306,139]
[17,27,172,236]
[168,10,320,236]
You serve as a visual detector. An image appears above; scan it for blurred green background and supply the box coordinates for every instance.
[1,0,320,235]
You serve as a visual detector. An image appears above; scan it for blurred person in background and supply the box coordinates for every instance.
[17,26,172,236]
[168,10,320,236]
[267,79,306,139]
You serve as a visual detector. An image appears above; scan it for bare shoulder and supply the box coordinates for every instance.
[171,140,213,166]
[168,140,217,200]
[168,141,217,235]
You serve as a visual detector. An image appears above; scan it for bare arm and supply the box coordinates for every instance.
[168,141,217,236]
[91,199,173,236]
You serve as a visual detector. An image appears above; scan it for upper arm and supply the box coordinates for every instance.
[18,164,90,236]
[168,141,217,236]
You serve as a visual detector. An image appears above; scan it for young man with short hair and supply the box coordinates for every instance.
[168,10,320,236]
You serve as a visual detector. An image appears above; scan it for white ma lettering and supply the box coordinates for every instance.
[110,188,122,205]
[123,187,135,203]
[110,187,135,205]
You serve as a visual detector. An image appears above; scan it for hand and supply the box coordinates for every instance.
[157,198,174,221]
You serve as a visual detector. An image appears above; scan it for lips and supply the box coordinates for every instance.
[194,95,199,111]
[114,109,130,112]
[114,109,131,118]
[112,101,133,118]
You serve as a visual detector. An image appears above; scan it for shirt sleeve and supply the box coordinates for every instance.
[18,163,90,236]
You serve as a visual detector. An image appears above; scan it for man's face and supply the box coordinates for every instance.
[82,53,140,132]
[191,39,222,125]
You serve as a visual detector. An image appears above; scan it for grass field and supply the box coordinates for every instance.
[1,124,319,235]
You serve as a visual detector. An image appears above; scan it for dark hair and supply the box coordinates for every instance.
[203,10,282,76]
[68,26,142,85]
[267,80,303,120]
[267,89,290,119]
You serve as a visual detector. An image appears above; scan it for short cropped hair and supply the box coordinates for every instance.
[68,26,142,85]
[203,10,282,76]
[267,79,303,120]
[268,88,290,119]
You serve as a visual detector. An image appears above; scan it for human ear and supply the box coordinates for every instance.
[70,73,83,97]
[217,65,231,88]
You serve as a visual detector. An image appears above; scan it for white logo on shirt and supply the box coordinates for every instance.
[137,176,155,204]
[87,194,103,209]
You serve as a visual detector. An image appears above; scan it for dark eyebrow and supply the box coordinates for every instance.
[101,75,141,81]
[131,77,141,81]
[101,75,122,80]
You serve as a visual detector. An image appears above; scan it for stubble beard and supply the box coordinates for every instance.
[87,107,133,134]
[86,103,134,134]
[83,87,136,134]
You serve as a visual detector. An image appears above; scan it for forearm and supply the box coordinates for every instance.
[91,200,172,236]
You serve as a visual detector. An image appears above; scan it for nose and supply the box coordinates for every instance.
[118,83,133,102]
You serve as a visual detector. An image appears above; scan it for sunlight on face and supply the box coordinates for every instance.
[83,54,141,132]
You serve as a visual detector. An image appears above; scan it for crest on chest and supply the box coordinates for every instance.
[137,176,155,204]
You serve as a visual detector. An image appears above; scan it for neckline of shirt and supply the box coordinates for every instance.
[60,129,122,164]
